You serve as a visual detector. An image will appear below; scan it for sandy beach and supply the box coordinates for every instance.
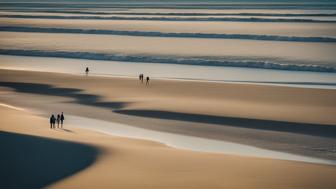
[1,69,335,159]
[1,68,336,188]
[1,1,336,187]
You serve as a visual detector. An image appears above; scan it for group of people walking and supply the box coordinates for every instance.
[50,112,65,129]
[139,74,150,85]
[85,67,150,85]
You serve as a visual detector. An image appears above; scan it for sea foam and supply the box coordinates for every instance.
[0,49,335,73]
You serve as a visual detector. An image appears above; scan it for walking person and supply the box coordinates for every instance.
[50,114,54,129]
[52,115,56,129]
[146,76,150,85]
[57,114,61,128]
[60,112,65,128]
[50,114,56,129]
[139,74,144,83]
[85,67,89,76]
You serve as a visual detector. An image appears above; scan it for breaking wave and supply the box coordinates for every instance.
[96,12,336,17]
[1,14,335,23]
[0,49,335,73]
[2,10,336,17]
[1,26,335,43]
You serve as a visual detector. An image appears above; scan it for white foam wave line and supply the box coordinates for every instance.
[1,26,335,43]
[0,49,335,73]
[3,10,336,17]
[1,14,335,23]
[0,102,25,111]
[0,2,335,10]
[96,12,336,17]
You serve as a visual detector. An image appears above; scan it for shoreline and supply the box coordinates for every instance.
[2,66,336,90]
[1,55,336,89]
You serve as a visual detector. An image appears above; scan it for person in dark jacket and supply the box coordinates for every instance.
[146,76,150,85]
[60,112,65,128]
[50,114,56,129]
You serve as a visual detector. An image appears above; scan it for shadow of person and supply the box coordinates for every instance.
[58,128,74,133]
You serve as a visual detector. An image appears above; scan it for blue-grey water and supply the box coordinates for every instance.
[0,0,335,84]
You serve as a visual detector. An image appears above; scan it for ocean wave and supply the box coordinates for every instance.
[1,2,336,10]
[1,26,335,43]
[88,12,336,17]
[3,10,336,17]
[0,49,335,73]
[1,14,335,23]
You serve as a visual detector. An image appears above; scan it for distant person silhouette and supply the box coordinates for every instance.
[141,74,144,83]
[57,114,61,128]
[50,114,56,129]
[146,76,150,85]
[60,112,65,128]
[139,74,144,83]
[85,67,89,76]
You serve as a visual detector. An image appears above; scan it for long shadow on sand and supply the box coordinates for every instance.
[0,81,129,110]
[1,81,335,138]
[0,131,99,189]
[114,109,336,138]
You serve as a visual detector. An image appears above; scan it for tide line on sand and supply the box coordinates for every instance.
[0,102,25,111]
[67,115,336,166]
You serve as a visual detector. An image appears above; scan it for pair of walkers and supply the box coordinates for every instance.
[50,112,65,129]
[139,74,150,85]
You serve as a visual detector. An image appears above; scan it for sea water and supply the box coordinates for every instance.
[0,0,335,87]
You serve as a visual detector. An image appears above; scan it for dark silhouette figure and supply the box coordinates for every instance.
[146,76,150,85]
[60,112,65,128]
[139,74,144,83]
[50,114,56,129]
[85,67,89,76]
[57,114,61,128]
